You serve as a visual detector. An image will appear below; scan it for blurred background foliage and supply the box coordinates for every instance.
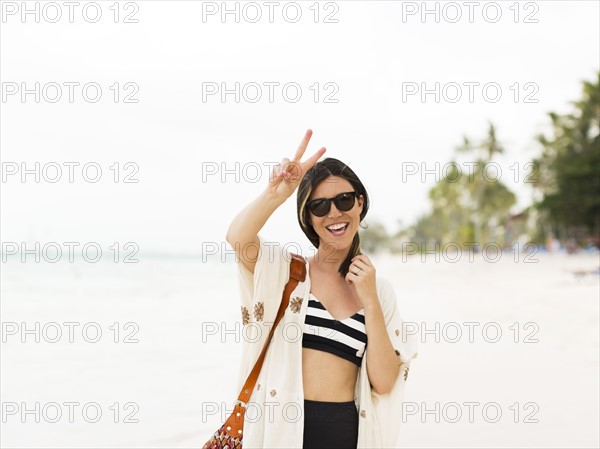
[361,72,600,254]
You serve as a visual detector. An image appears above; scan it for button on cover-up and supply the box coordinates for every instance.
[233,234,419,449]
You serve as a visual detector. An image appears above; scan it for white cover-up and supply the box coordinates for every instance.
[234,234,419,449]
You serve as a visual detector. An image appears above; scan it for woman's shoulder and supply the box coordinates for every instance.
[375,275,396,303]
[252,233,296,269]
[374,274,403,326]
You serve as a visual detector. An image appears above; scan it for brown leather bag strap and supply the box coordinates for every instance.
[235,252,306,406]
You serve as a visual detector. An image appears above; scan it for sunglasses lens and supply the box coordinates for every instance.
[335,193,356,211]
[309,199,329,217]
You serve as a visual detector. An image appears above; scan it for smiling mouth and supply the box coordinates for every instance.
[326,223,349,236]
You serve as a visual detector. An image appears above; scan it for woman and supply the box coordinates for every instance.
[224,129,418,449]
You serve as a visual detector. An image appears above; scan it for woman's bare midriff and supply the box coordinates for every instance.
[303,258,364,402]
[303,348,359,401]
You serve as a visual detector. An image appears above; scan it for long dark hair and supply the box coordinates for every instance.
[296,157,370,278]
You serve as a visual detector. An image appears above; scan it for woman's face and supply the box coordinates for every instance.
[307,175,364,252]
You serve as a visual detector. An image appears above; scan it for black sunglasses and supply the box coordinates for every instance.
[306,191,358,217]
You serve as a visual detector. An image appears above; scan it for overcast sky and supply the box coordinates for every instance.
[1,0,598,255]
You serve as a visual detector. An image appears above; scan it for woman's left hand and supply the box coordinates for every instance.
[345,254,378,307]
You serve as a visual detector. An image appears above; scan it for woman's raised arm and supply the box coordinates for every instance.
[225,129,326,273]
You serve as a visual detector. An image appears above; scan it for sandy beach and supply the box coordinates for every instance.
[1,250,598,448]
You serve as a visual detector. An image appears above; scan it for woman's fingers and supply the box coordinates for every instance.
[292,129,313,162]
[301,147,327,172]
[274,130,324,184]
[273,158,289,177]
[350,258,369,271]
[280,157,291,175]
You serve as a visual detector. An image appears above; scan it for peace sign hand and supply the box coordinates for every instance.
[266,129,326,202]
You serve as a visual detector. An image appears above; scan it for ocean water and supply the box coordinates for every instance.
[1,251,599,448]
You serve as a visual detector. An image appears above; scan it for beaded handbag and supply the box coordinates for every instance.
[202,253,306,449]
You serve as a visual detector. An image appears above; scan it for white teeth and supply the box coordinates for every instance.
[327,223,348,231]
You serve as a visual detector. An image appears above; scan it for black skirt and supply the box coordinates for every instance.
[302,399,359,449]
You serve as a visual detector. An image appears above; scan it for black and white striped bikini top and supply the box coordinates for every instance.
[302,291,368,367]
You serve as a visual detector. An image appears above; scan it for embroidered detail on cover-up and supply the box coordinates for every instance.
[254,301,264,321]
[241,306,250,325]
[289,296,303,313]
